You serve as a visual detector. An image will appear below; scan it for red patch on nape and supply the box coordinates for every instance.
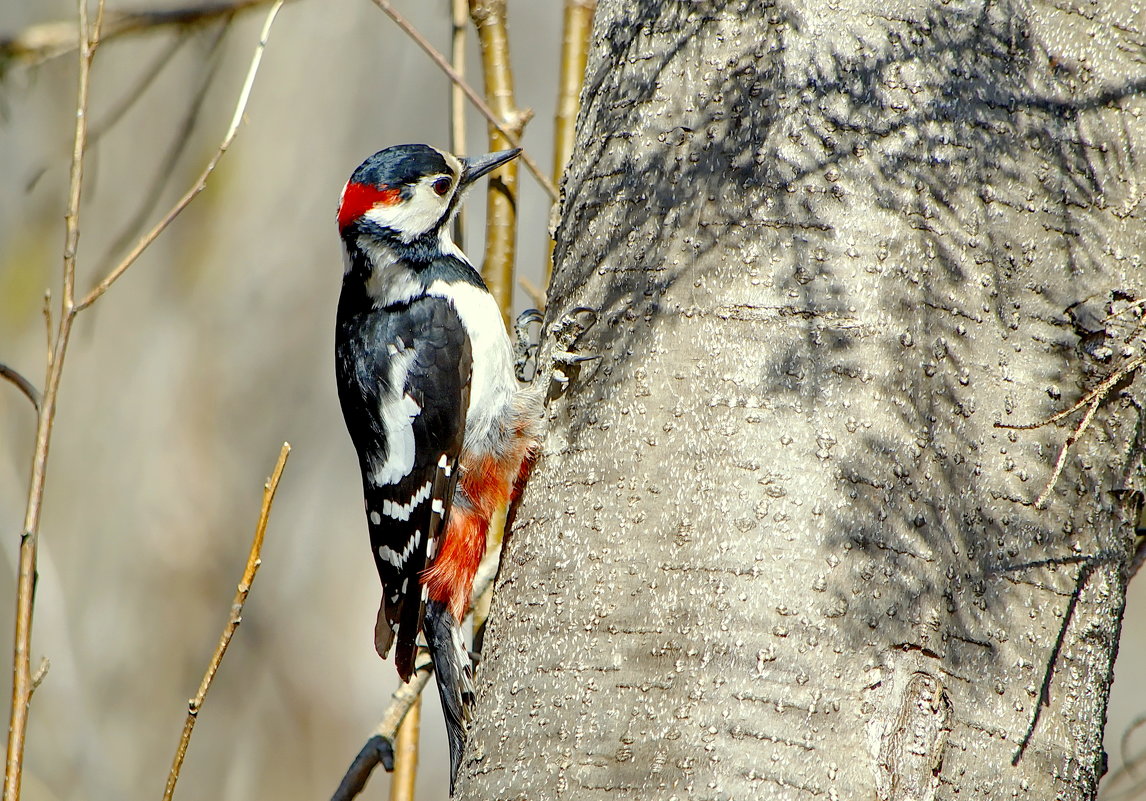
[337,182,401,230]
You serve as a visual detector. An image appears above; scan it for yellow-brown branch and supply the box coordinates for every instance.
[547,0,595,283]
[470,0,530,327]
[388,696,421,801]
[162,442,291,801]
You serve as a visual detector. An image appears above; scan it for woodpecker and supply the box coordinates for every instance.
[333,144,538,792]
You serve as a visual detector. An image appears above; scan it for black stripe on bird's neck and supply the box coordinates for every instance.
[339,228,487,318]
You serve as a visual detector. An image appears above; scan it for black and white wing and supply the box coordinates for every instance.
[335,295,471,680]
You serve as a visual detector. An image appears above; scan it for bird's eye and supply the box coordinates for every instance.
[432,177,452,196]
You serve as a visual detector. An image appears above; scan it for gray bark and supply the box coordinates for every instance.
[461,1,1146,799]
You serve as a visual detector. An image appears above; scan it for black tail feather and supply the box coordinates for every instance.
[424,600,475,795]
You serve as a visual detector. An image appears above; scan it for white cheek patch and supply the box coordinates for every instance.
[363,180,450,242]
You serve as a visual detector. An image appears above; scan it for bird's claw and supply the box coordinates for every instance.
[553,351,600,365]
[549,307,597,351]
[546,306,598,403]
[514,308,545,382]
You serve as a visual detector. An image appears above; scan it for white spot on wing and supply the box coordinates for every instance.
[370,347,422,486]
[382,481,433,521]
[377,529,422,569]
[370,511,381,525]
[373,393,420,485]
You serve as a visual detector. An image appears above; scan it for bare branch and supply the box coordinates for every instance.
[470,0,529,324]
[995,355,1145,431]
[388,696,421,801]
[4,5,283,798]
[1033,395,1101,510]
[76,0,284,312]
[552,0,594,186]
[0,0,278,69]
[368,0,558,202]
[41,291,52,358]
[0,364,41,412]
[162,442,291,801]
[449,0,468,246]
[546,0,595,283]
[3,2,104,796]
[995,355,1145,509]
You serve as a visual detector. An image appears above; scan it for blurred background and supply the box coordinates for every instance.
[0,1,560,798]
[0,2,1143,800]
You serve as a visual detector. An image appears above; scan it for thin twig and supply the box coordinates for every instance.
[995,355,1145,509]
[76,0,284,312]
[368,0,557,202]
[0,365,41,412]
[41,292,52,358]
[1104,297,1146,323]
[1033,394,1101,510]
[4,4,282,798]
[995,355,1145,431]
[3,3,103,798]
[330,551,501,801]
[162,442,291,801]
[0,0,277,69]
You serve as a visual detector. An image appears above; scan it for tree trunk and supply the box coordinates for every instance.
[461,1,1146,799]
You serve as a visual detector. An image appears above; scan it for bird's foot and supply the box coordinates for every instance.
[514,308,545,382]
[546,307,598,403]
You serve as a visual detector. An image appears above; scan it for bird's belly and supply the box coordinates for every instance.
[462,342,516,458]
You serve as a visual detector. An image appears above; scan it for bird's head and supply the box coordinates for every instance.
[337,144,521,243]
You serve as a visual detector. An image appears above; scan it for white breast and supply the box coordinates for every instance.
[426,279,516,453]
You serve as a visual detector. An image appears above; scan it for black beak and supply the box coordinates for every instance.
[459,148,521,188]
